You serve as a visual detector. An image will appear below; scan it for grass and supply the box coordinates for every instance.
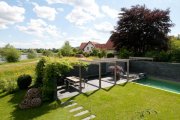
[171,38,180,48]
[0,83,179,120]
[0,59,38,87]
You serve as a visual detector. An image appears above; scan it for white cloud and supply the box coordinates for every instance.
[17,19,60,38]
[94,21,114,33]
[0,1,25,29]
[66,7,95,25]
[101,5,119,19]
[33,3,57,21]
[47,0,102,25]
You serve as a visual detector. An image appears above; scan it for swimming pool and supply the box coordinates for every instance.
[134,78,180,94]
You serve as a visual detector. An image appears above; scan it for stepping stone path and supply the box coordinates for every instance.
[64,103,77,108]
[63,100,96,120]
[74,110,89,117]
[69,106,83,112]
[82,115,96,120]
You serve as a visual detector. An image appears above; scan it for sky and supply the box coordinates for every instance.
[0,0,180,49]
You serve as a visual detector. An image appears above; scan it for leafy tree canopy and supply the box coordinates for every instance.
[60,41,73,56]
[0,44,21,62]
[110,5,174,55]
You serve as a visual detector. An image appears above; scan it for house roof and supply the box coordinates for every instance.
[79,39,114,50]
[105,39,114,50]
[79,42,87,50]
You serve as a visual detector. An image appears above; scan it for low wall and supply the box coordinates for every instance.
[130,61,180,82]
[68,62,126,78]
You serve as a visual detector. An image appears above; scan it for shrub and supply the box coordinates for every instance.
[171,48,180,62]
[118,48,133,59]
[0,79,17,93]
[42,61,73,101]
[57,51,63,58]
[0,44,21,62]
[27,49,37,59]
[42,50,53,57]
[17,74,32,89]
[107,53,114,58]
[35,57,46,87]
[91,48,100,56]
[83,52,90,57]
[145,50,170,62]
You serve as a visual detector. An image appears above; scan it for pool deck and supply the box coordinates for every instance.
[57,75,137,99]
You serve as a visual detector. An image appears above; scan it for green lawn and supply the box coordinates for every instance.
[0,83,179,120]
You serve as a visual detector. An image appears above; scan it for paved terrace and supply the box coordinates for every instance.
[57,75,137,99]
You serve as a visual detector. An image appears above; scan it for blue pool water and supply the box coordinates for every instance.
[134,78,180,93]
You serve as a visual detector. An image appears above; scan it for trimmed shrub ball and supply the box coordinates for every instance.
[17,74,32,89]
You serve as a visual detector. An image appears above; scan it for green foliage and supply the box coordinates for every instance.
[91,48,100,56]
[171,48,180,62]
[0,59,37,93]
[27,49,38,59]
[35,57,88,101]
[35,57,46,87]
[57,51,63,58]
[42,50,53,57]
[60,41,73,56]
[0,44,21,62]
[107,53,114,58]
[42,60,73,101]
[145,51,170,62]
[111,5,173,56]
[17,74,32,89]
[118,48,133,59]
[83,52,90,57]
[101,50,107,58]
[0,79,17,93]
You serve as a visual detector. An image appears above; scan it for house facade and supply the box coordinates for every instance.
[79,39,115,53]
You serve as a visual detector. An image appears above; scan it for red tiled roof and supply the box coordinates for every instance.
[79,40,114,50]
[105,39,114,50]
[79,42,87,50]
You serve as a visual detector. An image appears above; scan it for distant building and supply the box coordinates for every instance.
[79,39,115,53]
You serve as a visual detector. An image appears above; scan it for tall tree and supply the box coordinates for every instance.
[110,5,174,55]
[60,41,73,56]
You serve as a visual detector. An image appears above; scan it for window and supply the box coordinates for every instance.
[87,47,89,50]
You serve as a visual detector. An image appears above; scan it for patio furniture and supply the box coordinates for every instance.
[65,76,85,90]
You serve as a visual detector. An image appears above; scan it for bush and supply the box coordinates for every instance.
[42,50,53,57]
[91,48,100,56]
[57,51,63,58]
[83,52,90,57]
[0,44,21,62]
[171,48,180,62]
[107,53,114,58]
[17,74,32,89]
[42,61,73,101]
[27,49,37,59]
[118,48,133,59]
[145,50,170,62]
[35,57,46,87]
[0,79,17,93]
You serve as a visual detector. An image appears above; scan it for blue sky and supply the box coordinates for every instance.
[0,0,180,48]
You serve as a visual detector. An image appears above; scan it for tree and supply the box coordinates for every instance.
[110,5,174,56]
[0,44,21,62]
[42,50,53,57]
[27,49,38,59]
[60,41,73,56]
